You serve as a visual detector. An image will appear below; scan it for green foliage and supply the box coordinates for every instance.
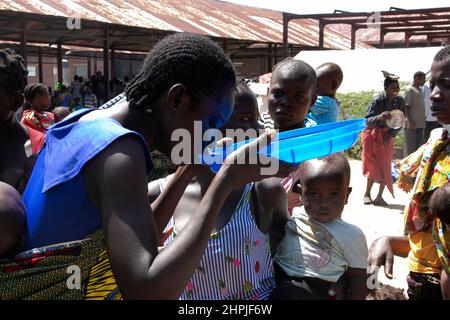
[336,89,406,159]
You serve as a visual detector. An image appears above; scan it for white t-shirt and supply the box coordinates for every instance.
[274,207,368,283]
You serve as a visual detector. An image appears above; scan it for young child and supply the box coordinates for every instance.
[308,62,343,125]
[147,79,289,300]
[429,183,450,299]
[0,181,26,258]
[271,154,368,300]
[72,97,83,111]
[83,84,97,108]
[259,58,317,131]
[52,106,72,123]
[259,58,318,214]
[0,48,34,193]
[21,83,54,154]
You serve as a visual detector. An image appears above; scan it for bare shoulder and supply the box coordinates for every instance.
[255,177,285,198]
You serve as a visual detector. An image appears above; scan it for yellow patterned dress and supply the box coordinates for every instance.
[397,128,450,273]
[0,230,121,300]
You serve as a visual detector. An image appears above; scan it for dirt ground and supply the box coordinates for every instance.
[342,160,410,296]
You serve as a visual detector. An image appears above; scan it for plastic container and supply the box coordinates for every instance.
[201,118,366,173]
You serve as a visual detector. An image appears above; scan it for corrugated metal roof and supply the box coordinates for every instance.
[0,0,372,49]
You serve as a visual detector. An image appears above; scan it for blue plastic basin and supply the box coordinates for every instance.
[201,118,366,173]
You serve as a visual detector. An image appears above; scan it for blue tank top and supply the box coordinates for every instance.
[23,108,152,250]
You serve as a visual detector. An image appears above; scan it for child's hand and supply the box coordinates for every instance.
[158,226,174,246]
[328,274,347,299]
[219,130,297,188]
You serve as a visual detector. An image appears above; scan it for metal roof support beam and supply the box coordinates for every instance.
[57,42,62,84]
[282,13,289,58]
[319,20,325,49]
[410,31,450,36]
[111,47,115,80]
[380,29,385,48]
[87,55,91,79]
[384,26,450,33]
[351,24,356,50]
[20,20,27,66]
[273,44,278,65]
[280,7,450,20]
[268,43,273,72]
[38,47,43,83]
[93,53,97,76]
[322,14,450,25]
[404,32,410,48]
[103,23,110,99]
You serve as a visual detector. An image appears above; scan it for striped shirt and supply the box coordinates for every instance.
[161,181,275,300]
[258,111,317,129]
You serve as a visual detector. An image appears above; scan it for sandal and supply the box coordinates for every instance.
[373,198,388,207]
[363,195,373,205]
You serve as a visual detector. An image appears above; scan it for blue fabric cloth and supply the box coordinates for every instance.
[308,95,341,125]
[23,108,152,249]
[60,94,73,107]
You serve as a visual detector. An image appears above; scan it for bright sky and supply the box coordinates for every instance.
[222,0,450,14]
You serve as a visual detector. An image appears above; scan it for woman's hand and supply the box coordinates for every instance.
[379,111,391,120]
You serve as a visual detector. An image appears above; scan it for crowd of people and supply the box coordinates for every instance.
[0,33,449,301]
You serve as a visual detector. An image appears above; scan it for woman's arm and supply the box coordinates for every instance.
[367,236,410,279]
[94,131,294,299]
[365,97,390,128]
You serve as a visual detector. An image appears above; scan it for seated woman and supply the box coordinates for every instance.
[10,33,293,300]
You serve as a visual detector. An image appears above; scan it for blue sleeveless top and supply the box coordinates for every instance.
[23,108,152,250]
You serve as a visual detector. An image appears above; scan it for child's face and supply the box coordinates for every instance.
[222,88,261,132]
[316,69,341,97]
[268,67,316,131]
[316,74,335,97]
[430,57,450,125]
[32,89,51,112]
[297,162,351,223]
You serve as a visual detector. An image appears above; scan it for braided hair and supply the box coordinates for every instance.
[23,83,48,110]
[125,33,236,113]
[0,49,28,95]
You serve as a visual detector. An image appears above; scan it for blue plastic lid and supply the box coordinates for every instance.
[200,118,366,173]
